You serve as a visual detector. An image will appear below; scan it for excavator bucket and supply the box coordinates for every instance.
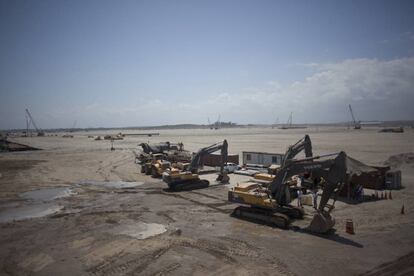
[216,172,229,184]
[308,211,335,233]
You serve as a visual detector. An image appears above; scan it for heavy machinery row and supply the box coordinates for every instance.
[134,135,363,234]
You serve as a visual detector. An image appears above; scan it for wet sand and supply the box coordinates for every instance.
[0,127,413,275]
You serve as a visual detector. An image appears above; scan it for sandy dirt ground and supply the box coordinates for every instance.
[0,127,413,276]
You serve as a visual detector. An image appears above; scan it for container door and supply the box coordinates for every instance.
[258,154,264,165]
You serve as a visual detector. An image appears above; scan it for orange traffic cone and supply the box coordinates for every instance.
[385,192,388,200]
[401,204,405,215]
[346,219,355,234]
[389,191,392,200]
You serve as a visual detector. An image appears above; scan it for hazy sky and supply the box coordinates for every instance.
[1,0,414,129]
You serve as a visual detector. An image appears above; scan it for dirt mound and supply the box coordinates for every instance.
[384,153,414,168]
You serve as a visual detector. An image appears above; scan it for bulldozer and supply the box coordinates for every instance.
[228,136,348,233]
[162,140,230,191]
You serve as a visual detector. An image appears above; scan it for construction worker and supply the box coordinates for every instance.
[312,177,320,209]
[296,175,303,207]
[355,184,364,202]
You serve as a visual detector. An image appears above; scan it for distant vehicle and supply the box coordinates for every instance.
[379,127,404,133]
[217,162,240,173]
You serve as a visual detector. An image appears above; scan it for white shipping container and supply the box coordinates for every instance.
[242,151,284,167]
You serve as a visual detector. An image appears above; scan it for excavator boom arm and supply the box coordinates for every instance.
[188,140,228,172]
[25,108,42,132]
[270,151,348,212]
[281,135,313,167]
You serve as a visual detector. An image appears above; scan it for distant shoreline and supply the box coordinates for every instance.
[2,120,413,133]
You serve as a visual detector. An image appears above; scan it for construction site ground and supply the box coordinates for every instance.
[0,127,413,276]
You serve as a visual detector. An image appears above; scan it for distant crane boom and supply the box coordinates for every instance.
[348,104,356,124]
[25,108,45,136]
[287,112,293,127]
[348,104,361,129]
[25,109,40,132]
[214,114,221,129]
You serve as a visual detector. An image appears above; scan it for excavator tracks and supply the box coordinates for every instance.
[231,206,290,229]
[168,180,210,192]
[280,205,304,219]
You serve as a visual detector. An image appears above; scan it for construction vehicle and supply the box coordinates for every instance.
[379,127,404,133]
[139,142,181,154]
[136,141,189,164]
[140,153,166,175]
[137,142,191,177]
[25,108,45,136]
[162,147,192,163]
[229,142,348,233]
[279,112,307,129]
[254,135,313,181]
[162,140,230,191]
[349,104,361,129]
[150,159,173,177]
[281,134,313,167]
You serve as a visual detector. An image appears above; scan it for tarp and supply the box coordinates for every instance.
[344,155,389,192]
[345,156,379,176]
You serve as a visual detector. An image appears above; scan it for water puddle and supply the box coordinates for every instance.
[20,187,74,202]
[109,222,167,239]
[79,180,144,189]
[0,203,63,223]
[0,187,74,223]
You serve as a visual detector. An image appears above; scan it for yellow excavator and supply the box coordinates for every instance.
[229,136,348,233]
[137,142,192,177]
[151,159,173,177]
[162,140,230,191]
[254,135,313,181]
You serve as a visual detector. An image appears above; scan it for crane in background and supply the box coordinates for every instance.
[279,112,306,129]
[348,104,361,129]
[69,120,77,132]
[25,108,45,136]
[214,114,221,130]
[207,117,213,129]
